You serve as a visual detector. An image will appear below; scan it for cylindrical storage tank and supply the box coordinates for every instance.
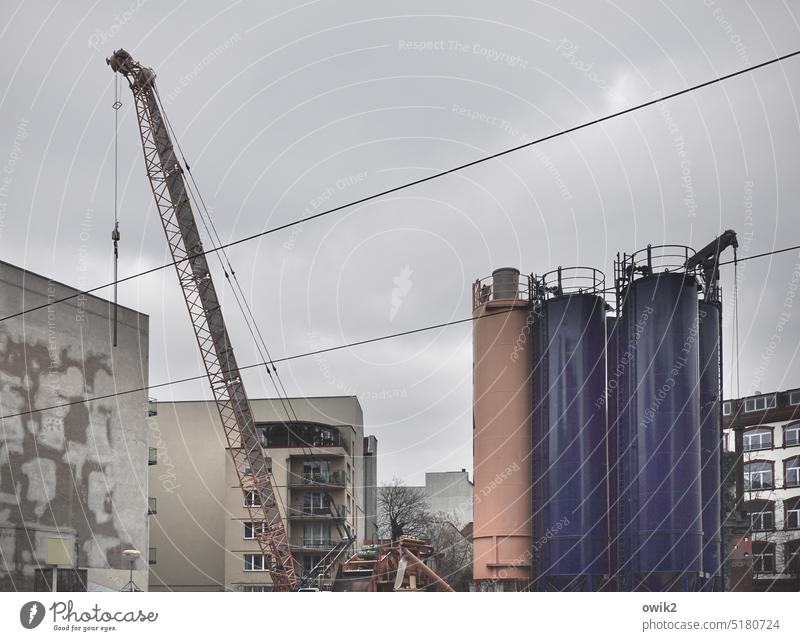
[698,300,722,591]
[617,270,703,591]
[472,268,532,589]
[531,282,608,591]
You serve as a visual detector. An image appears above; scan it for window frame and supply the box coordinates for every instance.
[752,541,776,574]
[744,395,777,413]
[785,498,800,530]
[743,460,774,491]
[244,521,267,540]
[243,553,270,572]
[789,390,800,406]
[244,490,261,508]
[783,456,800,488]
[784,422,800,448]
[743,427,773,452]
[722,401,732,416]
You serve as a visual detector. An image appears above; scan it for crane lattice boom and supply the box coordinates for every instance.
[107,49,297,591]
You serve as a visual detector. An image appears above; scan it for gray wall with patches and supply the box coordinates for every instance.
[0,260,149,591]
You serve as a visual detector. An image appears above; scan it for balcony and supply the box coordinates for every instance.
[292,539,342,551]
[289,471,346,488]
[288,507,346,521]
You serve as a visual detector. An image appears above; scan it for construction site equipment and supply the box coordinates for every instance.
[334,537,453,592]
[107,49,297,591]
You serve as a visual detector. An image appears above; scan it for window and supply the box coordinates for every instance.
[752,541,776,573]
[303,523,328,547]
[244,554,270,571]
[149,547,156,565]
[302,555,322,573]
[303,461,330,483]
[744,395,776,413]
[784,456,800,487]
[240,585,271,592]
[722,401,732,416]
[244,491,261,507]
[303,492,330,514]
[789,390,800,406]
[743,461,773,490]
[148,497,157,515]
[786,540,800,575]
[784,498,800,530]
[244,521,266,539]
[148,447,157,465]
[743,428,772,451]
[785,422,800,447]
[745,500,774,531]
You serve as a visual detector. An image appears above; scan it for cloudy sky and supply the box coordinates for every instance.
[1,1,799,484]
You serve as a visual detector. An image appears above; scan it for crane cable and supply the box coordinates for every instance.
[111,75,122,347]
[152,87,351,551]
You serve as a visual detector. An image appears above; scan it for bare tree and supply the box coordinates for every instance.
[426,513,473,591]
[378,478,430,540]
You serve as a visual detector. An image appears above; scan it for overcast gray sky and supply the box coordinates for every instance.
[1,0,799,484]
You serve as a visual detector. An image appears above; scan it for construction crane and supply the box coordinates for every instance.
[107,49,297,591]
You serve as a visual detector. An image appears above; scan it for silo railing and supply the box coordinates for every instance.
[534,266,605,300]
[472,270,532,309]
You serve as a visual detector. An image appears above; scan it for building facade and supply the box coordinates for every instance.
[411,470,473,528]
[148,396,377,591]
[0,261,150,591]
[723,388,800,591]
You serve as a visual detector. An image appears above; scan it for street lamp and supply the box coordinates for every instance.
[120,549,141,592]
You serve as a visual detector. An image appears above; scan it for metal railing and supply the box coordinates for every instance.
[534,266,605,299]
[472,271,532,309]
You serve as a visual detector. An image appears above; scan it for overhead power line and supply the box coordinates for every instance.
[2,236,797,423]
[0,308,498,421]
[3,48,800,326]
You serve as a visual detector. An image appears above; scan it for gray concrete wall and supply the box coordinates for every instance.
[0,261,149,591]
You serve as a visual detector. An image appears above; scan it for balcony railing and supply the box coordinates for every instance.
[297,539,339,550]
[291,471,346,487]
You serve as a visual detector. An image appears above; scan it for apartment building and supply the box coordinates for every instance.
[723,388,800,591]
[148,396,377,591]
[0,260,150,591]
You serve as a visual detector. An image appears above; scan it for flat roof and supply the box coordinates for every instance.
[0,258,148,317]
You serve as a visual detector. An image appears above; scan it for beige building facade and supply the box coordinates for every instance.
[148,396,377,591]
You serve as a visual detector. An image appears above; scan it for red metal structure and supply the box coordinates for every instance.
[107,49,297,590]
